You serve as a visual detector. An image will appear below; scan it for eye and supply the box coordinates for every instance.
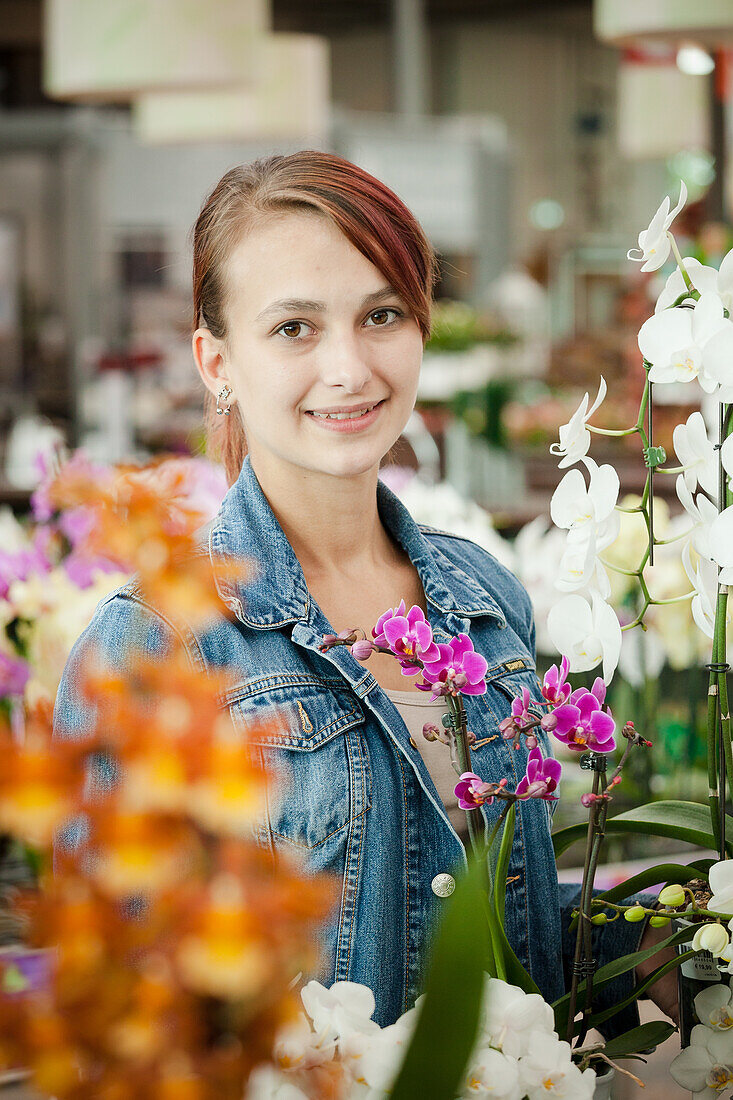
[365,308,402,328]
[270,319,310,338]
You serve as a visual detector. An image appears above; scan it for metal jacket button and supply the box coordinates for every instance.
[431,873,455,898]
[409,736,417,748]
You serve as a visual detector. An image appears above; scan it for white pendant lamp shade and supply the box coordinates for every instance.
[44,0,270,102]
[617,59,710,158]
[595,0,733,47]
[133,35,330,144]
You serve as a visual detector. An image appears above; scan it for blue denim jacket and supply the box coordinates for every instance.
[54,457,645,1031]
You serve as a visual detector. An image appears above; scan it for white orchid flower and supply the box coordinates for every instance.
[477,977,554,1061]
[628,181,687,272]
[517,1032,596,1100]
[708,860,733,916]
[549,377,607,468]
[695,985,733,1031]
[708,506,733,584]
[669,1023,733,1098]
[272,1014,336,1072]
[244,1064,311,1100]
[638,293,733,393]
[547,590,622,683]
[463,1047,522,1098]
[655,257,718,313]
[692,923,731,957]
[555,527,611,600]
[674,411,718,495]
[682,540,718,639]
[356,1020,416,1092]
[676,475,717,560]
[300,980,380,1044]
[550,458,619,532]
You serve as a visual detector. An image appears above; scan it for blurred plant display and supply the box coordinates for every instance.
[424,300,517,353]
[0,456,336,1099]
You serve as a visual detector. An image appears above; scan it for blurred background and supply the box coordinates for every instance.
[2,4,733,1093]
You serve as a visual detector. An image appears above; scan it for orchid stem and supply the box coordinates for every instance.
[667,232,693,290]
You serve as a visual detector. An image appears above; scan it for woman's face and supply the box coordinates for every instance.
[196,210,424,487]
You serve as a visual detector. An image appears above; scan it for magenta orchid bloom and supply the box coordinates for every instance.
[511,687,534,728]
[0,650,30,698]
[542,656,571,705]
[515,747,562,801]
[454,771,495,809]
[419,634,488,697]
[549,686,616,753]
[372,602,440,675]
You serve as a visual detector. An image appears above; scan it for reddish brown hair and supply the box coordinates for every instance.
[191,151,437,484]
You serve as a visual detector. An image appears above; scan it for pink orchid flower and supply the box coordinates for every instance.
[542,656,571,705]
[419,634,488,697]
[515,747,562,801]
[549,684,616,753]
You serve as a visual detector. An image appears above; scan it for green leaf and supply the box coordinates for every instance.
[552,926,692,1035]
[491,803,515,926]
[595,862,705,905]
[390,852,488,1100]
[580,949,695,1034]
[601,1020,676,1059]
[552,801,733,858]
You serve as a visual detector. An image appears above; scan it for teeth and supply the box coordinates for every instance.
[311,403,378,420]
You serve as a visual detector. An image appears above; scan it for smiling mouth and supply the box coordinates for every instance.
[307,400,385,421]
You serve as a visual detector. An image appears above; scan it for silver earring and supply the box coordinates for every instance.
[216,384,232,416]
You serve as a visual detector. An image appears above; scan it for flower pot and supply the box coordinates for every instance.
[592,1065,615,1099]
[673,917,730,1047]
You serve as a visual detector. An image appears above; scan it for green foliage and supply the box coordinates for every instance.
[552,800,733,859]
[389,853,489,1100]
[600,1020,676,1060]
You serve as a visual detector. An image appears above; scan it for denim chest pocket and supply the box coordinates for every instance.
[226,674,371,849]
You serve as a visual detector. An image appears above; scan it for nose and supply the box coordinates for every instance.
[318,331,372,393]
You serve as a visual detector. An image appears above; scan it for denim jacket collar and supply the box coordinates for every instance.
[210,456,505,630]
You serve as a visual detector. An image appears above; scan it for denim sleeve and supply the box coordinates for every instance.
[558,881,658,1041]
[52,592,181,864]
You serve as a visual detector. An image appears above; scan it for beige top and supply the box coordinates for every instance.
[384,687,469,843]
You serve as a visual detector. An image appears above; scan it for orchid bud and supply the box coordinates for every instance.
[591,914,607,925]
[350,640,374,661]
[580,793,596,807]
[525,734,538,750]
[319,633,338,651]
[649,915,671,928]
[624,905,646,923]
[658,884,686,908]
[692,922,730,957]
[467,730,476,745]
[540,713,558,732]
[452,672,468,689]
[422,723,441,742]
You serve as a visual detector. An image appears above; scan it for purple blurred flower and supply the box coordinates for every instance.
[542,656,571,705]
[63,551,120,590]
[372,602,440,675]
[515,747,562,801]
[420,634,488,697]
[454,771,495,809]
[551,686,616,753]
[0,650,30,697]
[0,545,53,600]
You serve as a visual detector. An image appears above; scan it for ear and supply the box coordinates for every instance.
[192,327,227,396]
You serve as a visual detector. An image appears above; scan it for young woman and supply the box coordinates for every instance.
[55,152,675,1031]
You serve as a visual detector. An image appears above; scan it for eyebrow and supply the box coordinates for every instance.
[255,286,401,323]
